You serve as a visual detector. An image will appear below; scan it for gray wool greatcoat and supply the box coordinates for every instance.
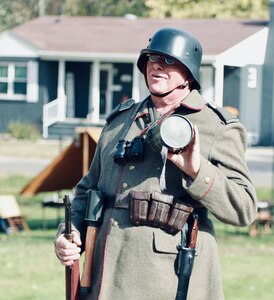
[63,90,257,300]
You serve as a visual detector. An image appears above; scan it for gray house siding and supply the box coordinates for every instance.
[240,64,263,145]
[0,99,43,132]
[0,57,42,133]
[222,65,264,145]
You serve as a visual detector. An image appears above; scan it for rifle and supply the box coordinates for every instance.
[63,195,80,300]
[80,189,104,295]
[175,214,199,300]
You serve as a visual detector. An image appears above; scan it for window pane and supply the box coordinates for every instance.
[0,82,8,93]
[14,82,27,94]
[15,66,27,79]
[0,66,8,78]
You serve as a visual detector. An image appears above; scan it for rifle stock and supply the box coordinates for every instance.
[63,195,80,300]
[80,226,98,293]
[80,189,104,295]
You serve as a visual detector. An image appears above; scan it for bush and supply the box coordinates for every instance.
[8,121,41,140]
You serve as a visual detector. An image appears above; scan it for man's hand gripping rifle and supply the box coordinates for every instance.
[63,191,104,299]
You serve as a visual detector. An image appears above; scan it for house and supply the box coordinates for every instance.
[0,14,272,144]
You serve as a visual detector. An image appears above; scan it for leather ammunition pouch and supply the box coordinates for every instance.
[129,191,150,225]
[129,190,193,235]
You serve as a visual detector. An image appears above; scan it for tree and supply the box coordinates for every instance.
[145,0,269,19]
[0,0,39,31]
[0,0,270,32]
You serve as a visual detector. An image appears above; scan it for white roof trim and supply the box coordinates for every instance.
[39,51,138,62]
[216,27,268,66]
[0,31,38,58]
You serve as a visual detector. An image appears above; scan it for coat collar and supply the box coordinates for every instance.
[136,90,205,121]
[181,90,206,111]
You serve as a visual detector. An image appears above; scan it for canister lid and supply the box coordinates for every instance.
[160,115,193,150]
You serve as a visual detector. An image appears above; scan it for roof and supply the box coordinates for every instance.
[20,127,102,196]
[11,16,267,56]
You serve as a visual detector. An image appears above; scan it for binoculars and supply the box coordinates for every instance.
[113,137,145,165]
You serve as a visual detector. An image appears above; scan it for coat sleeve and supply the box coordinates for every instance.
[183,121,257,227]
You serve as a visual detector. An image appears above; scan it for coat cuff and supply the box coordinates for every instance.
[182,156,215,200]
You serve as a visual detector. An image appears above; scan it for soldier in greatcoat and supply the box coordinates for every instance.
[55,28,257,300]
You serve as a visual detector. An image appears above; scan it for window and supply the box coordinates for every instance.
[14,66,27,94]
[0,63,28,100]
[0,66,8,94]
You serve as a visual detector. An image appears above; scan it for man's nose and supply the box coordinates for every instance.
[152,60,164,69]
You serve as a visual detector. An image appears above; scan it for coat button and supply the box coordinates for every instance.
[112,220,118,227]
[129,165,135,170]
[122,182,128,189]
[205,177,210,184]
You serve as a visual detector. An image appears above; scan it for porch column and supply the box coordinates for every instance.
[57,60,66,120]
[214,59,224,106]
[90,61,100,122]
[132,63,140,101]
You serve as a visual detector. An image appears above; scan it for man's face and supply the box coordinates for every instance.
[146,55,189,95]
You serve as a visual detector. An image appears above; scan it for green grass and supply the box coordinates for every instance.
[213,218,274,300]
[0,230,65,300]
[0,174,274,299]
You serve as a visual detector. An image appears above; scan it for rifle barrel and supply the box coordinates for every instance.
[63,195,80,300]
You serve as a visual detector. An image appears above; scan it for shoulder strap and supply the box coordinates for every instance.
[206,102,239,124]
[106,98,135,123]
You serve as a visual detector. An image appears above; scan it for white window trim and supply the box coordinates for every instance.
[0,60,38,102]
[26,60,39,103]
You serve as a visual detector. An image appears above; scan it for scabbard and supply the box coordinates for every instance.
[175,275,189,300]
[175,247,196,300]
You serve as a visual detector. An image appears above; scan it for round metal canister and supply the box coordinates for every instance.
[147,114,193,154]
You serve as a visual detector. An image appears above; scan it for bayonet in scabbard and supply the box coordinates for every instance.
[175,214,199,300]
[189,214,198,249]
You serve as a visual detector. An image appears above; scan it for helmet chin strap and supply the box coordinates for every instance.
[150,82,189,98]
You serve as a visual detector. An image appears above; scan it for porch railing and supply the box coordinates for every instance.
[42,96,67,138]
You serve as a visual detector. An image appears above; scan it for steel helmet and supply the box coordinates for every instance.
[137,28,202,90]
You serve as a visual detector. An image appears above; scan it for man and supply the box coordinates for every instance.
[55,28,257,300]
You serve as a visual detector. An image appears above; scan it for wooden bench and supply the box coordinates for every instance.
[0,195,30,233]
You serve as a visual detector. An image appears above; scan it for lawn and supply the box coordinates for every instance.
[1,177,274,300]
[0,138,274,299]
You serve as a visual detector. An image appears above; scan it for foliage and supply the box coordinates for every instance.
[60,0,149,17]
[0,0,39,31]
[0,0,270,31]
[146,0,269,19]
[7,121,41,141]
